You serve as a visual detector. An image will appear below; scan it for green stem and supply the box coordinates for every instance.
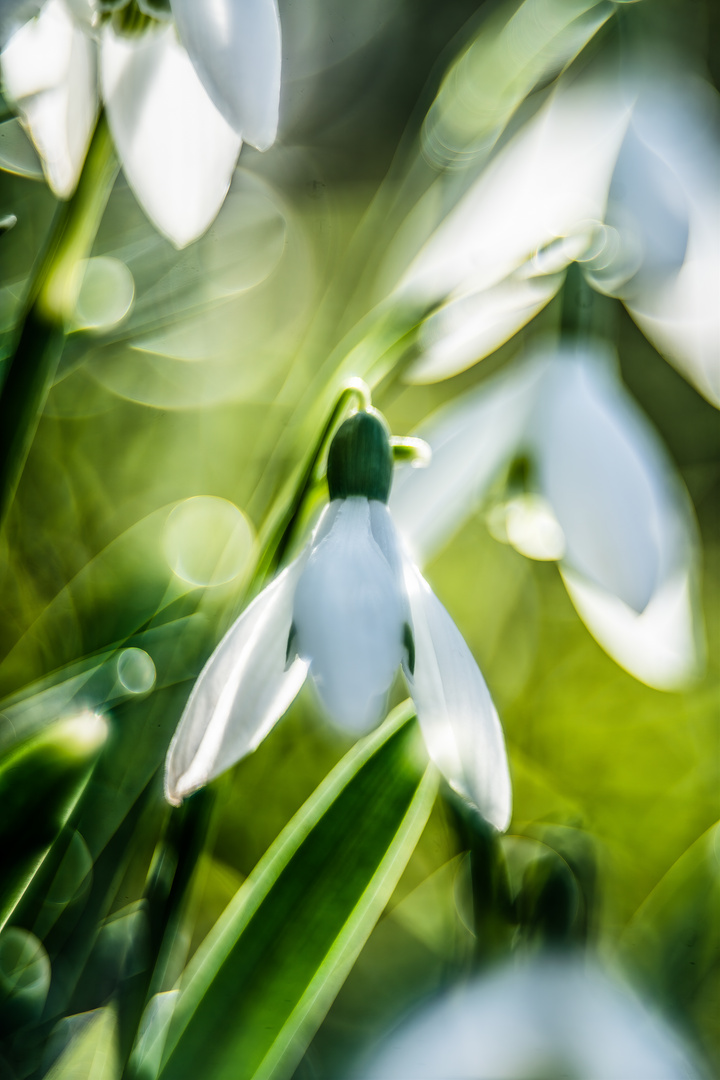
[0,110,118,526]
[251,380,371,588]
[118,789,216,1080]
[560,261,595,338]
[246,304,422,539]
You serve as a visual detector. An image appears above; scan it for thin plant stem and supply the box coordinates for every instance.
[0,110,119,527]
[251,379,371,588]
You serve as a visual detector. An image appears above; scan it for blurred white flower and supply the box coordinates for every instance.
[165,411,511,831]
[0,0,281,245]
[398,62,720,407]
[391,339,705,690]
[358,954,704,1079]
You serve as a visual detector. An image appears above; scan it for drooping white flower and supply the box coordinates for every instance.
[0,0,97,198]
[357,953,704,1079]
[390,339,705,690]
[396,61,720,407]
[165,411,512,831]
[0,0,281,246]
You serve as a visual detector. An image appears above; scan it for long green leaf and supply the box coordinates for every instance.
[0,712,107,932]
[621,821,720,1030]
[158,702,436,1080]
[424,0,615,167]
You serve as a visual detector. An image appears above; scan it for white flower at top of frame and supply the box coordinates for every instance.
[164,411,511,832]
[396,59,720,407]
[0,0,281,246]
[357,953,704,1080]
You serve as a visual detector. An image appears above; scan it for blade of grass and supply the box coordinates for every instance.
[0,713,107,932]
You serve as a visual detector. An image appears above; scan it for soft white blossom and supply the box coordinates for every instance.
[391,339,705,690]
[397,62,720,407]
[165,413,511,831]
[358,954,704,1079]
[0,0,281,245]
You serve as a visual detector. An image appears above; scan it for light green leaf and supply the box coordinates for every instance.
[44,1005,120,1080]
[158,702,436,1080]
[424,0,615,167]
[621,821,720,1031]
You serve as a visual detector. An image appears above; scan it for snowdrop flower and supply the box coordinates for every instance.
[357,953,704,1079]
[391,339,705,690]
[0,0,281,245]
[165,410,511,830]
[396,62,720,407]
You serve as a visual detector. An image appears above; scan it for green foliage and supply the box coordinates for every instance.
[0,714,107,932]
[0,0,717,1077]
[158,705,435,1080]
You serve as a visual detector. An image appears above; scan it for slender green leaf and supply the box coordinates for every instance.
[159,703,436,1080]
[424,0,615,167]
[0,712,107,932]
[0,112,118,526]
[44,1005,120,1080]
[621,822,720,1033]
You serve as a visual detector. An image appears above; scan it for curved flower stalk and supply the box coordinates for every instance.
[165,410,511,831]
[0,0,281,246]
[357,953,704,1079]
[390,339,705,690]
[395,61,720,407]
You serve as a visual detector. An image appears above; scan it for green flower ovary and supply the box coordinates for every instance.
[327,412,394,503]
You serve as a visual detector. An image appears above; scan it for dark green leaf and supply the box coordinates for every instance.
[0,713,107,932]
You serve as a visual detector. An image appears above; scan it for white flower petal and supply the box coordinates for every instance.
[1,0,97,197]
[589,74,720,408]
[170,0,281,150]
[0,1,44,48]
[400,66,631,304]
[626,253,720,409]
[408,270,565,383]
[292,497,406,733]
[102,23,242,248]
[532,342,682,613]
[497,492,566,561]
[368,499,407,583]
[390,359,545,564]
[561,562,704,691]
[164,556,308,805]
[403,559,511,831]
[361,955,702,1079]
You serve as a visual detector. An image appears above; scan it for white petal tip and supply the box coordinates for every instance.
[244,126,276,153]
[456,784,512,834]
[163,770,187,806]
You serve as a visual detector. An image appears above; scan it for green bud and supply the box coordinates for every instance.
[327,411,393,503]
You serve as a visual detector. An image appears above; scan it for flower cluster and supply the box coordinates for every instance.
[0,0,281,245]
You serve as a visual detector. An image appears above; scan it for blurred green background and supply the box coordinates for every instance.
[0,0,718,1077]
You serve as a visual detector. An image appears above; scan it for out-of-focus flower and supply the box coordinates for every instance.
[391,339,705,690]
[0,0,281,245]
[396,62,720,407]
[165,411,511,830]
[357,953,704,1079]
